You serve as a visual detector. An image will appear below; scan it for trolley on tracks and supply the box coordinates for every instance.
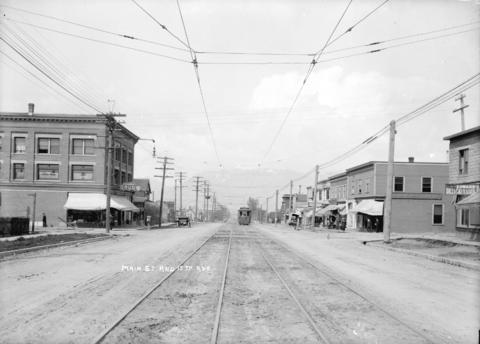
[238,207,251,225]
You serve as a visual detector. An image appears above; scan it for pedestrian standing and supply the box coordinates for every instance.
[42,213,47,227]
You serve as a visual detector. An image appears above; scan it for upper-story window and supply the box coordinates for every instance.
[0,134,3,152]
[357,181,363,194]
[115,146,121,161]
[128,152,133,166]
[71,165,93,181]
[351,184,355,195]
[394,176,404,192]
[122,149,127,164]
[38,138,60,154]
[37,164,59,180]
[365,180,370,193]
[72,138,94,155]
[13,163,25,180]
[422,177,432,193]
[459,149,469,175]
[13,137,26,154]
[127,173,132,182]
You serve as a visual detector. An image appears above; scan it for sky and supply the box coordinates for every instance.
[0,0,479,209]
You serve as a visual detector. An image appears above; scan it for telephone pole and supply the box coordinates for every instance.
[203,181,208,221]
[311,165,319,228]
[102,113,126,233]
[175,172,187,217]
[383,120,396,243]
[289,180,293,220]
[174,179,177,218]
[205,183,211,221]
[275,189,279,226]
[192,176,203,222]
[453,93,469,131]
[154,156,174,227]
[212,192,216,222]
[266,196,270,224]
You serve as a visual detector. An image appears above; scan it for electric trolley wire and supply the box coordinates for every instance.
[0,35,104,113]
[259,0,355,167]
[129,0,191,50]
[1,16,191,64]
[0,4,190,53]
[176,0,223,168]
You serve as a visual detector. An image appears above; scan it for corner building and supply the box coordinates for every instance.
[0,104,139,227]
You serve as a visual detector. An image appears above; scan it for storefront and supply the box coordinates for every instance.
[64,193,139,227]
[455,191,480,240]
[351,199,384,232]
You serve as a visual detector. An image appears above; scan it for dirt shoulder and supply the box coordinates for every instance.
[0,233,109,252]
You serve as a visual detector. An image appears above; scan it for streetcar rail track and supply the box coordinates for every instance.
[253,225,439,344]
[92,226,230,344]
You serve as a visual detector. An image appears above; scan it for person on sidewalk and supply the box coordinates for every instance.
[42,213,47,228]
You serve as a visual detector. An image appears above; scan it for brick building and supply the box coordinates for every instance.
[0,103,139,227]
[443,126,480,240]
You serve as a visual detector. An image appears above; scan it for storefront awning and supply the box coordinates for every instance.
[64,193,139,212]
[352,200,383,216]
[456,191,480,206]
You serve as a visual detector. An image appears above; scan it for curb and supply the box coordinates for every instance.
[364,241,480,271]
[0,235,113,259]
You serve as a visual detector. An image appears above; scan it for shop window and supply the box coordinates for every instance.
[432,204,443,225]
[13,137,26,154]
[459,149,469,175]
[37,164,59,180]
[38,138,60,154]
[13,163,25,180]
[121,171,126,183]
[72,138,94,155]
[394,176,404,192]
[422,177,432,193]
[71,165,93,181]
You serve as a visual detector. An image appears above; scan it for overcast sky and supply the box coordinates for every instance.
[0,0,479,208]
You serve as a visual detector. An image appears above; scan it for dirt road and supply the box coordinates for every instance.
[0,222,477,343]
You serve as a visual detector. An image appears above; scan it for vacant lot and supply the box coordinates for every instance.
[0,233,109,252]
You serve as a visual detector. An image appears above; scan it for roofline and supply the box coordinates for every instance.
[346,160,447,173]
[443,125,480,141]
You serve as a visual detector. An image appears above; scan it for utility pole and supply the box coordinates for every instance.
[205,183,211,221]
[154,156,174,227]
[289,180,293,221]
[312,165,319,228]
[174,179,177,218]
[203,181,207,221]
[266,197,269,224]
[453,93,468,131]
[275,189,279,226]
[175,172,187,217]
[192,176,203,222]
[212,192,216,222]
[28,192,36,233]
[102,113,125,233]
[383,120,396,243]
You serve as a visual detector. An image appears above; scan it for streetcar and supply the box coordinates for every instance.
[238,207,251,225]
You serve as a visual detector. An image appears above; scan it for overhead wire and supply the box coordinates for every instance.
[258,0,356,167]
[6,21,107,112]
[1,16,191,64]
[175,0,223,168]
[0,4,190,53]
[0,34,104,113]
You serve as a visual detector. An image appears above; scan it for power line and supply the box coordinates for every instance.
[1,16,191,64]
[0,4,190,53]
[0,34,104,113]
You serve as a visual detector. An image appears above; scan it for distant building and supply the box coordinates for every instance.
[132,178,152,223]
[443,126,480,240]
[0,103,139,227]
[344,159,454,233]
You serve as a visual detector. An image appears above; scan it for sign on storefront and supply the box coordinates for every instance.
[445,183,480,195]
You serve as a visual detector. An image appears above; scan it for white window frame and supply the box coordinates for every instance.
[432,203,444,225]
[421,176,433,193]
[70,163,95,182]
[12,134,27,154]
[11,160,27,180]
[393,176,405,192]
[70,135,96,156]
[36,134,62,155]
[35,162,61,181]
[458,148,469,175]
[0,133,4,153]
